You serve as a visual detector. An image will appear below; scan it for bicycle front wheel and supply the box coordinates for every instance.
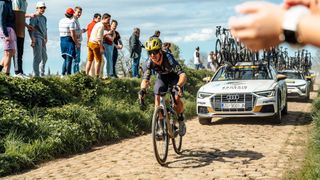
[152,107,169,166]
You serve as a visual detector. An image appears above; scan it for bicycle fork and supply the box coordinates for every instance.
[159,96,175,138]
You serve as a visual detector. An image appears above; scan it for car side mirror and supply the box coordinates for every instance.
[305,76,312,81]
[202,76,211,83]
[304,76,312,81]
[276,74,287,81]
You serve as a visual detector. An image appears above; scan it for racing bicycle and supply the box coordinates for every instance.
[140,86,183,165]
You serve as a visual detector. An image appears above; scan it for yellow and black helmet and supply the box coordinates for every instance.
[145,37,162,51]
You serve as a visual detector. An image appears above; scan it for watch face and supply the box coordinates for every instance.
[283,30,298,44]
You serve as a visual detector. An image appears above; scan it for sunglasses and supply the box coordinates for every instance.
[148,50,160,55]
[39,7,46,9]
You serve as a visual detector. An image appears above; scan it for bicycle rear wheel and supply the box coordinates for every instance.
[152,107,169,165]
[171,113,183,154]
[215,39,224,66]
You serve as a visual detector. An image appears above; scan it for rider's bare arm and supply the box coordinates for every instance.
[141,79,150,90]
[177,73,187,87]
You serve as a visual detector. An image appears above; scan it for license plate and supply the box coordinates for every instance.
[221,103,245,109]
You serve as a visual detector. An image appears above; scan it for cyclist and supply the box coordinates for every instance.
[139,37,187,136]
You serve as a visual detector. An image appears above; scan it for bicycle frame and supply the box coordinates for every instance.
[159,90,176,138]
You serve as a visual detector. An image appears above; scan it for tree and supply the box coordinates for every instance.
[168,43,186,66]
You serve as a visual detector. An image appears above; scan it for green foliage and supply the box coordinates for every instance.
[67,72,103,105]
[292,91,320,179]
[0,67,206,177]
[0,74,72,108]
[45,104,104,144]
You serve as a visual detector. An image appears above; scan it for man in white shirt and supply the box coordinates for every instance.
[193,46,203,70]
[73,6,86,73]
[86,13,111,77]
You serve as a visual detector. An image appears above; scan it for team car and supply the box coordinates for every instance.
[279,70,311,100]
[197,62,288,125]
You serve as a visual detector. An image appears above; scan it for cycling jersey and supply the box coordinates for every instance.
[143,51,184,81]
[143,51,184,96]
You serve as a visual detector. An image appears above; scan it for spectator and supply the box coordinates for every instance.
[86,13,110,77]
[59,8,78,76]
[207,51,218,72]
[12,0,30,77]
[12,0,31,78]
[152,30,160,38]
[29,1,47,77]
[111,20,123,78]
[229,0,320,50]
[86,13,101,76]
[103,18,115,78]
[194,46,203,70]
[129,27,143,78]
[0,0,16,76]
[87,13,101,44]
[162,42,172,53]
[73,6,86,73]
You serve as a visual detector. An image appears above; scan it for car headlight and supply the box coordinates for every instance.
[197,92,213,99]
[255,90,275,97]
[298,84,307,92]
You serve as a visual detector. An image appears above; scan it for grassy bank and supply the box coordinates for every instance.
[287,93,320,179]
[0,68,211,176]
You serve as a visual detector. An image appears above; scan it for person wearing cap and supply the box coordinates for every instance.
[0,0,16,76]
[28,1,47,77]
[58,8,78,76]
[73,6,86,74]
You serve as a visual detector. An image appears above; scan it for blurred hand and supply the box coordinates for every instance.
[229,2,285,51]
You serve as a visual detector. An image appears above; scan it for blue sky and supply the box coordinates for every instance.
[1,0,318,74]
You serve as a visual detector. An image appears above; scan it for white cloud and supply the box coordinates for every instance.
[183,28,215,42]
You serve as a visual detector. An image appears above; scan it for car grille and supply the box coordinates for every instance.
[211,93,257,112]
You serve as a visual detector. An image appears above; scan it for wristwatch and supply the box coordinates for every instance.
[282,5,310,44]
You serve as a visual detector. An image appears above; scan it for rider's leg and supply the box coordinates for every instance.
[174,95,184,114]
[154,95,163,119]
[175,95,186,136]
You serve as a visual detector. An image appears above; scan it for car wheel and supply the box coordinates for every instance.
[305,92,310,102]
[273,95,282,124]
[199,117,212,125]
[282,98,288,115]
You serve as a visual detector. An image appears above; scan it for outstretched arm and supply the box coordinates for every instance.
[229,1,320,50]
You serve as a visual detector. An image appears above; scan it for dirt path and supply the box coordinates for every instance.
[4,90,317,180]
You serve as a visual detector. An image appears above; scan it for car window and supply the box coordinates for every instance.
[213,65,272,81]
[279,72,303,79]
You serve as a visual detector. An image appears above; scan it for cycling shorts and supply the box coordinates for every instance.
[154,72,182,96]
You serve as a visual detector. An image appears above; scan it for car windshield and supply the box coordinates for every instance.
[213,65,273,81]
[280,72,303,79]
